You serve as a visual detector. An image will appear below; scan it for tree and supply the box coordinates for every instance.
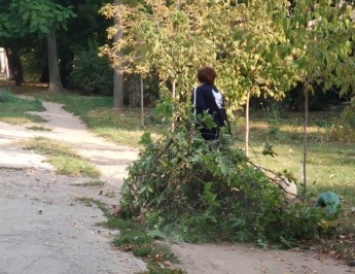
[210,1,296,156]
[47,32,64,91]
[55,0,114,91]
[113,0,124,109]
[100,0,218,103]
[102,0,355,169]
[101,0,295,152]
[275,0,355,186]
[0,0,74,90]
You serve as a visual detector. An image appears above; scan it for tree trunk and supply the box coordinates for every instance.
[0,48,8,76]
[172,80,176,99]
[113,0,124,109]
[245,91,250,157]
[47,32,64,92]
[113,70,124,109]
[5,48,14,80]
[303,85,309,187]
[5,48,23,85]
[140,75,144,128]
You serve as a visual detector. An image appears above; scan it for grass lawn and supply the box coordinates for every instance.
[0,87,46,124]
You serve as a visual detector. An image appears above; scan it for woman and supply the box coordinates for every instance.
[192,66,229,140]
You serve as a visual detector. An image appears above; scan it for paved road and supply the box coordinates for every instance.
[0,100,145,274]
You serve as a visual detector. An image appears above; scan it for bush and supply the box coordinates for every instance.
[341,103,355,129]
[69,46,113,96]
[119,104,335,246]
[329,102,355,143]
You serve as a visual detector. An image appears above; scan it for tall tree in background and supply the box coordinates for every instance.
[47,32,63,91]
[113,0,124,109]
[0,0,74,90]
[55,0,113,92]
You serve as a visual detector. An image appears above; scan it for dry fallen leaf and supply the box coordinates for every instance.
[155,253,163,262]
[122,245,133,252]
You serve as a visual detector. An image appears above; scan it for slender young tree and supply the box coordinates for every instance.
[275,0,355,186]
[101,0,355,168]
[112,0,124,108]
[101,1,294,115]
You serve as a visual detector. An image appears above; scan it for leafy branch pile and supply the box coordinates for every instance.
[120,109,334,246]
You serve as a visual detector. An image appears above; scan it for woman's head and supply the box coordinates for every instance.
[197,66,217,85]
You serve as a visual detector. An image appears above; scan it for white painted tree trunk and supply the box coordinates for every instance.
[0,48,8,76]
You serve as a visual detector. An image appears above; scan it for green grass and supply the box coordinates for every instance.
[20,137,100,178]
[0,88,46,124]
[26,125,52,131]
[106,215,183,274]
[75,197,109,212]
[75,197,183,274]
[71,180,106,187]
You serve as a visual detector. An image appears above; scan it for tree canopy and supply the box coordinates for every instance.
[0,0,74,37]
[101,0,355,106]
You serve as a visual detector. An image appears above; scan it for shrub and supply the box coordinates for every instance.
[69,45,113,96]
[329,102,355,143]
[341,103,355,129]
[119,104,334,246]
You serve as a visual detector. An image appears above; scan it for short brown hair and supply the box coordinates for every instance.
[197,66,217,85]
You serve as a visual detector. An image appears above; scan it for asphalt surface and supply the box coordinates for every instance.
[0,100,145,274]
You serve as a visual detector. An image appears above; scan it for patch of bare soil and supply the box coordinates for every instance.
[0,100,353,274]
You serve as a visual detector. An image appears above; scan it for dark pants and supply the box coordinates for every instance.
[201,127,220,140]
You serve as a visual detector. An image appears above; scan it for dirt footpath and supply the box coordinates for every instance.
[0,100,353,274]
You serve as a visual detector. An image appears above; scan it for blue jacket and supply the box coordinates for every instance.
[192,83,229,139]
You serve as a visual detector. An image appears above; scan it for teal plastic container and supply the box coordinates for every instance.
[315,191,341,214]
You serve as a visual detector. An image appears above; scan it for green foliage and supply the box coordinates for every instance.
[329,103,355,143]
[119,104,334,245]
[20,48,45,82]
[70,44,113,96]
[0,0,75,37]
[341,104,355,129]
